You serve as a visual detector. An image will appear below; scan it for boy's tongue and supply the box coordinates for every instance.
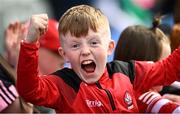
[84,64,95,73]
[81,61,96,73]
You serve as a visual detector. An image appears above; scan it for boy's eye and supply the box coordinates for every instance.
[92,42,97,45]
[90,41,99,46]
[72,44,80,49]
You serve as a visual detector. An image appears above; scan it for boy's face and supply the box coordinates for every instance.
[59,27,114,84]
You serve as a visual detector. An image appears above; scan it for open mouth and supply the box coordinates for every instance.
[81,60,96,73]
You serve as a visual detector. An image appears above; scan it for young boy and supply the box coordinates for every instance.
[17,5,180,113]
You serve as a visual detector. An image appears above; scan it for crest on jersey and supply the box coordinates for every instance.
[124,91,134,109]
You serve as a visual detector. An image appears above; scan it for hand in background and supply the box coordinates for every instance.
[4,21,28,67]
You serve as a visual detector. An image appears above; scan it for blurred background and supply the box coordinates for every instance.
[0,0,176,61]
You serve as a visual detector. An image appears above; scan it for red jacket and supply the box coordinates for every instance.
[17,41,180,113]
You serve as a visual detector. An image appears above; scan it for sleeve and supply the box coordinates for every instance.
[137,91,180,113]
[16,41,62,108]
[133,46,180,96]
[0,80,19,112]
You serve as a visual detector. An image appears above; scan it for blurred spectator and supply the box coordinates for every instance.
[114,17,180,103]
[157,22,180,97]
[114,17,171,62]
[4,21,28,68]
[3,19,63,113]
[0,55,34,113]
[150,0,180,96]
[3,21,39,113]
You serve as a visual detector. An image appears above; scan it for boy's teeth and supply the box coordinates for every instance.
[83,60,92,64]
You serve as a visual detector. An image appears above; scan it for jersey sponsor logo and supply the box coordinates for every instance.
[85,99,103,108]
[124,91,134,110]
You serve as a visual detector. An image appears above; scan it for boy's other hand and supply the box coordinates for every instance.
[26,14,48,43]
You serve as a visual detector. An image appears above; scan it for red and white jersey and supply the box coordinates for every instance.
[16,41,180,113]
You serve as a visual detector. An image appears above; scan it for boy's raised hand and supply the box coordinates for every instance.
[26,14,48,43]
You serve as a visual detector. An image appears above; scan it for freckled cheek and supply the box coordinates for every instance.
[95,49,107,61]
[67,52,80,63]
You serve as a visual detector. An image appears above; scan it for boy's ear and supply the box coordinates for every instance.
[107,40,115,55]
[58,47,69,62]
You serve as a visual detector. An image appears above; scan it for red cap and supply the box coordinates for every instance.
[39,19,60,54]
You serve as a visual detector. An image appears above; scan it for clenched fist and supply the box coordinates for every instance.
[25,14,48,43]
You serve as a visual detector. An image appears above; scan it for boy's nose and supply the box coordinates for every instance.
[81,46,91,56]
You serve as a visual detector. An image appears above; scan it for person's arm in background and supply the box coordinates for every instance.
[4,21,28,68]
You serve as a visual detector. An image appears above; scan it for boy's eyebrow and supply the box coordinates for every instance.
[86,34,100,39]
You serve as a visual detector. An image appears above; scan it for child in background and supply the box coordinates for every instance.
[113,17,180,112]
[17,5,180,113]
[114,17,171,92]
[2,21,35,113]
